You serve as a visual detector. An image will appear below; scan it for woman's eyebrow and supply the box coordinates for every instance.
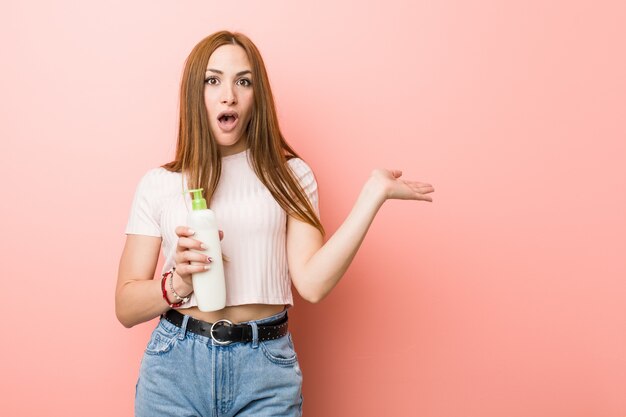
[205,69,252,76]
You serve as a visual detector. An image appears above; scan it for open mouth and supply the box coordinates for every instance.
[217,111,239,132]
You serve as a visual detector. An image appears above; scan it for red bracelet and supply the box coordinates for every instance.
[161,270,184,308]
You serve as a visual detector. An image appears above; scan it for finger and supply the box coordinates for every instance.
[404,182,435,194]
[415,185,435,194]
[407,189,433,202]
[394,184,434,201]
[175,225,196,237]
[176,237,206,252]
[219,230,224,240]
[181,250,213,264]
[176,262,210,277]
[401,180,433,188]
[390,169,402,178]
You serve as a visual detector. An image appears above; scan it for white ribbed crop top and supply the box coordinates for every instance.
[124,148,319,308]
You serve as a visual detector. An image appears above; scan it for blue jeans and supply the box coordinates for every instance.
[135,308,303,417]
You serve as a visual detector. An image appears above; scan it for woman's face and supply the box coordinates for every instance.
[204,44,254,156]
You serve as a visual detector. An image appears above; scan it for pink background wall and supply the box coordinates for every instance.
[2,1,625,416]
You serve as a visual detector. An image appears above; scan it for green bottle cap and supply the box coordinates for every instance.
[187,188,207,210]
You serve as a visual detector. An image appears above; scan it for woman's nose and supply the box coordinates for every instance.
[221,87,237,105]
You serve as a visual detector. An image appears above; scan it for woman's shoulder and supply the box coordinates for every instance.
[138,166,182,180]
[135,166,184,194]
[285,156,314,176]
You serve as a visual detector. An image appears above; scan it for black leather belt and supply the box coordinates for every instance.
[163,309,289,345]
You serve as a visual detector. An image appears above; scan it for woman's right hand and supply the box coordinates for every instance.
[173,226,224,288]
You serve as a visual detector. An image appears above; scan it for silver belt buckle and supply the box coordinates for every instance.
[210,319,234,345]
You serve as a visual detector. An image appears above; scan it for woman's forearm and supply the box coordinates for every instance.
[116,272,191,328]
[301,179,386,302]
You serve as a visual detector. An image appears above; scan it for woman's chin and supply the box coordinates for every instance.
[215,137,246,154]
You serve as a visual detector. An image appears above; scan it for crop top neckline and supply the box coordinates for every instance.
[222,148,249,161]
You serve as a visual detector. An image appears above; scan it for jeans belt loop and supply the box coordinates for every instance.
[250,321,259,349]
[178,314,190,340]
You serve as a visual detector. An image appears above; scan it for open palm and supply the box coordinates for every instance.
[370,168,434,202]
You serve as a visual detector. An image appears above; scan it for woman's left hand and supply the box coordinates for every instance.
[368,168,434,202]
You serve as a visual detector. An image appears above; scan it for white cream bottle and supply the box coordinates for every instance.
[187,188,226,312]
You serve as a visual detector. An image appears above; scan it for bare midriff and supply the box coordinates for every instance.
[176,303,287,325]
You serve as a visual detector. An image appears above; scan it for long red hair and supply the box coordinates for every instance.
[162,31,324,235]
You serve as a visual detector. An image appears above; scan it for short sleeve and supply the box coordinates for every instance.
[124,169,162,237]
[287,158,320,217]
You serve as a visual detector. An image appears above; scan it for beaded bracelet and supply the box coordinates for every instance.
[160,269,190,308]
[169,267,192,303]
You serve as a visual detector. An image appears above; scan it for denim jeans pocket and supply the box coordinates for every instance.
[259,333,298,366]
[145,321,179,356]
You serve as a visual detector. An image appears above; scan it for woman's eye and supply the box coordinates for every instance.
[204,77,219,85]
[237,78,252,87]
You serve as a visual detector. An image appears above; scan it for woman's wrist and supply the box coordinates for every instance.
[171,270,193,299]
[361,176,388,209]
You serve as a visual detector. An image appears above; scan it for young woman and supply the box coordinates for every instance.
[116,31,434,417]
